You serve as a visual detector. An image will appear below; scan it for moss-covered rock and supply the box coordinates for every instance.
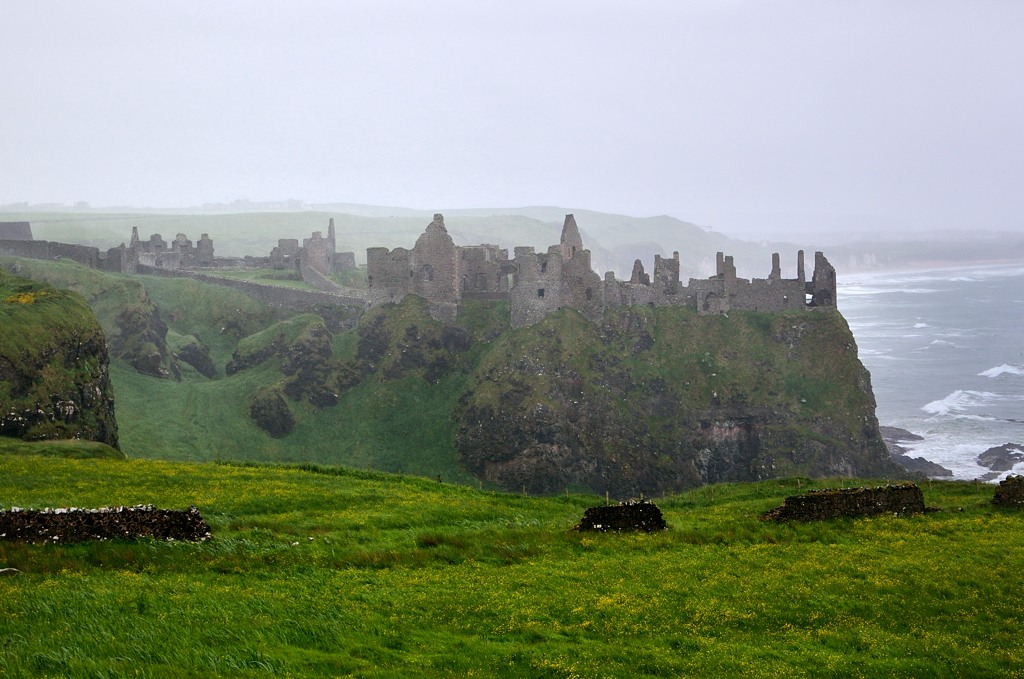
[455,306,902,495]
[0,271,119,448]
[249,386,295,438]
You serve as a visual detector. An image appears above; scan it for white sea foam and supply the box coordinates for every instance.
[899,438,995,480]
[913,322,929,328]
[922,390,998,416]
[919,339,962,351]
[979,364,1024,378]
[993,462,1024,483]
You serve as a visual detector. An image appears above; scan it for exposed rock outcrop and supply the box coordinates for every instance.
[879,426,953,477]
[977,443,1024,472]
[110,295,177,378]
[456,306,902,496]
[0,271,118,448]
[249,386,295,438]
[174,338,216,378]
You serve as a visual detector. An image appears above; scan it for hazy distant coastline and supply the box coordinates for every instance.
[3,204,1021,282]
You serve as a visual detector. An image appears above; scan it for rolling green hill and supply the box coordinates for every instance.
[0,452,1020,677]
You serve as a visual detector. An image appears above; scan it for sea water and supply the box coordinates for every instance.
[839,263,1024,480]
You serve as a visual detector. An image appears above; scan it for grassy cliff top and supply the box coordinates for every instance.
[0,270,101,364]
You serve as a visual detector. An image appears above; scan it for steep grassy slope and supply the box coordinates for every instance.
[0,270,118,447]
[1,453,1021,677]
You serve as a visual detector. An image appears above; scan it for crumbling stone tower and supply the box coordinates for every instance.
[509,215,603,327]
[366,214,461,322]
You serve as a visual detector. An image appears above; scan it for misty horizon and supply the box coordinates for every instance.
[3,1,1023,244]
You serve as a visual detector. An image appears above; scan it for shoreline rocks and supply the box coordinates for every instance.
[977,443,1024,473]
[880,424,954,478]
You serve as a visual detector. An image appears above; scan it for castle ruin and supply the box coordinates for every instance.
[367,213,837,326]
[1,213,837,325]
[127,227,216,270]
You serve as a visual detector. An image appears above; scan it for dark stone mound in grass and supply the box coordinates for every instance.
[761,483,925,522]
[0,505,211,543]
[574,500,667,532]
[992,475,1024,508]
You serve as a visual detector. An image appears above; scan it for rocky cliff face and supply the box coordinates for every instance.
[0,271,118,448]
[454,306,900,495]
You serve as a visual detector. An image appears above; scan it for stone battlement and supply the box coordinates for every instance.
[367,213,838,326]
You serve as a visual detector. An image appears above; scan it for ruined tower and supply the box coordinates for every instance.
[559,214,583,261]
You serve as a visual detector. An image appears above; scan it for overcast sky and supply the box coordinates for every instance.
[2,1,1022,240]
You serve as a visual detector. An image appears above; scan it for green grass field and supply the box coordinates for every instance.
[1,451,1021,677]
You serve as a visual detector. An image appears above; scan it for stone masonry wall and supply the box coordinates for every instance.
[367,212,839,327]
[761,484,926,522]
[0,239,100,268]
[0,222,33,240]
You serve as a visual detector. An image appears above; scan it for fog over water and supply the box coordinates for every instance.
[3,1,1023,243]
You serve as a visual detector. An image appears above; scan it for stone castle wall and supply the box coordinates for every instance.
[0,239,101,269]
[0,222,33,241]
[4,214,839,330]
[367,213,839,327]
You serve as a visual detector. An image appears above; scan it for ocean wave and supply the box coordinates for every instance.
[922,390,998,416]
[951,414,999,422]
[913,322,929,328]
[836,286,884,298]
[979,364,1024,378]
[918,339,962,350]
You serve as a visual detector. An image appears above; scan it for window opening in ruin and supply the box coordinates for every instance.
[585,287,593,300]
[422,264,434,281]
[540,261,547,273]
[805,293,813,305]
[538,288,545,298]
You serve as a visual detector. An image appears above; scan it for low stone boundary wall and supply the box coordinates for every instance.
[761,483,925,522]
[992,475,1024,507]
[0,505,211,543]
[574,500,668,532]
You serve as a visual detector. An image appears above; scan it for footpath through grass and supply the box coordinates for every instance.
[1,454,1022,678]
